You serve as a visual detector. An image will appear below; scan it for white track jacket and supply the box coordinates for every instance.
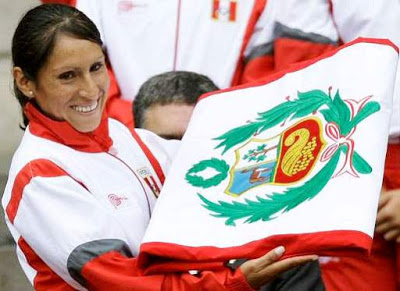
[2,103,253,290]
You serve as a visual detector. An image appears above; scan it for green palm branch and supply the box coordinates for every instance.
[214,90,332,153]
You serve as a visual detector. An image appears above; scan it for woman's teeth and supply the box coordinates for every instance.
[72,101,98,113]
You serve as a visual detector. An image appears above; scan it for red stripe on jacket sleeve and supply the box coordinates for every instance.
[130,130,166,184]
[18,237,74,291]
[80,251,252,291]
[6,159,68,224]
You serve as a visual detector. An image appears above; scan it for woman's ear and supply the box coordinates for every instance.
[13,67,36,99]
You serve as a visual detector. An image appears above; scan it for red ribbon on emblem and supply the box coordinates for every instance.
[321,122,358,178]
[320,95,372,178]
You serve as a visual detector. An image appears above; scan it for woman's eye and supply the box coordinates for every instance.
[58,71,75,80]
[91,62,104,72]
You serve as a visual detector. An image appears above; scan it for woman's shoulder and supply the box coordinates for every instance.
[7,127,69,177]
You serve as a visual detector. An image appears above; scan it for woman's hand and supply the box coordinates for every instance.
[239,246,318,289]
[376,188,400,241]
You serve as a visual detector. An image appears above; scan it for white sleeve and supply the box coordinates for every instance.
[330,0,400,45]
[135,129,181,176]
[273,0,338,41]
[10,174,134,289]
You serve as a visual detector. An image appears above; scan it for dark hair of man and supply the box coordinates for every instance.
[133,71,219,128]
[12,4,103,128]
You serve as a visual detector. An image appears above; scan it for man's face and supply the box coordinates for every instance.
[143,103,195,140]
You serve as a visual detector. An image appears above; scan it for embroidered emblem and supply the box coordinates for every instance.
[185,88,380,226]
[137,167,161,198]
[212,0,237,22]
[224,117,325,196]
[108,194,128,209]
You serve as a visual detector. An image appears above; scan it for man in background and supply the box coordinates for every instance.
[134,71,219,140]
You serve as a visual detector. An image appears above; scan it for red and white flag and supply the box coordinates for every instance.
[138,38,399,274]
[212,0,237,22]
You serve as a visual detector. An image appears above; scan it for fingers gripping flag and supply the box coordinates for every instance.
[138,38,399,274]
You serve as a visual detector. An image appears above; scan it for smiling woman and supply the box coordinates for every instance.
[14,35,108,132]
[1,4,319,291]
[11,3,105,130]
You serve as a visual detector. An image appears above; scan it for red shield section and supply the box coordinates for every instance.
[274,118,325,184]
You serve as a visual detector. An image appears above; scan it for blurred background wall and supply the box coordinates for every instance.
[0,0,39,289]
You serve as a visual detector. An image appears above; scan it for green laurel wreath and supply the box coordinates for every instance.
[192,89,380,226]
[186,158,230,188]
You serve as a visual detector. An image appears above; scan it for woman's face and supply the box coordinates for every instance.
[32,34,109,132]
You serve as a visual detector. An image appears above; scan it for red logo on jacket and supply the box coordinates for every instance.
[108,194,128,208]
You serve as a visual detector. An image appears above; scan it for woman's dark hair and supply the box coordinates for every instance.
[12,4,103,128]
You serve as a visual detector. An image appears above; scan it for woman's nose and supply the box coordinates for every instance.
[78,75,98,98]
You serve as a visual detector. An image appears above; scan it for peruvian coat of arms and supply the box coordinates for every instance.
[185,88,380,226]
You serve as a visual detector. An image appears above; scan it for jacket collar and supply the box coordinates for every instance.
[24,102,113,153]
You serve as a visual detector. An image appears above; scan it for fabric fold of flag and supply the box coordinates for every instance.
[138,38,399,274]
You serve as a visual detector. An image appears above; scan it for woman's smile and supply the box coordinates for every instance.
[70,99,99,113]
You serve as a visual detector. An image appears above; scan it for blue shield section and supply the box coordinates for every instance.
[228,161,277,195]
